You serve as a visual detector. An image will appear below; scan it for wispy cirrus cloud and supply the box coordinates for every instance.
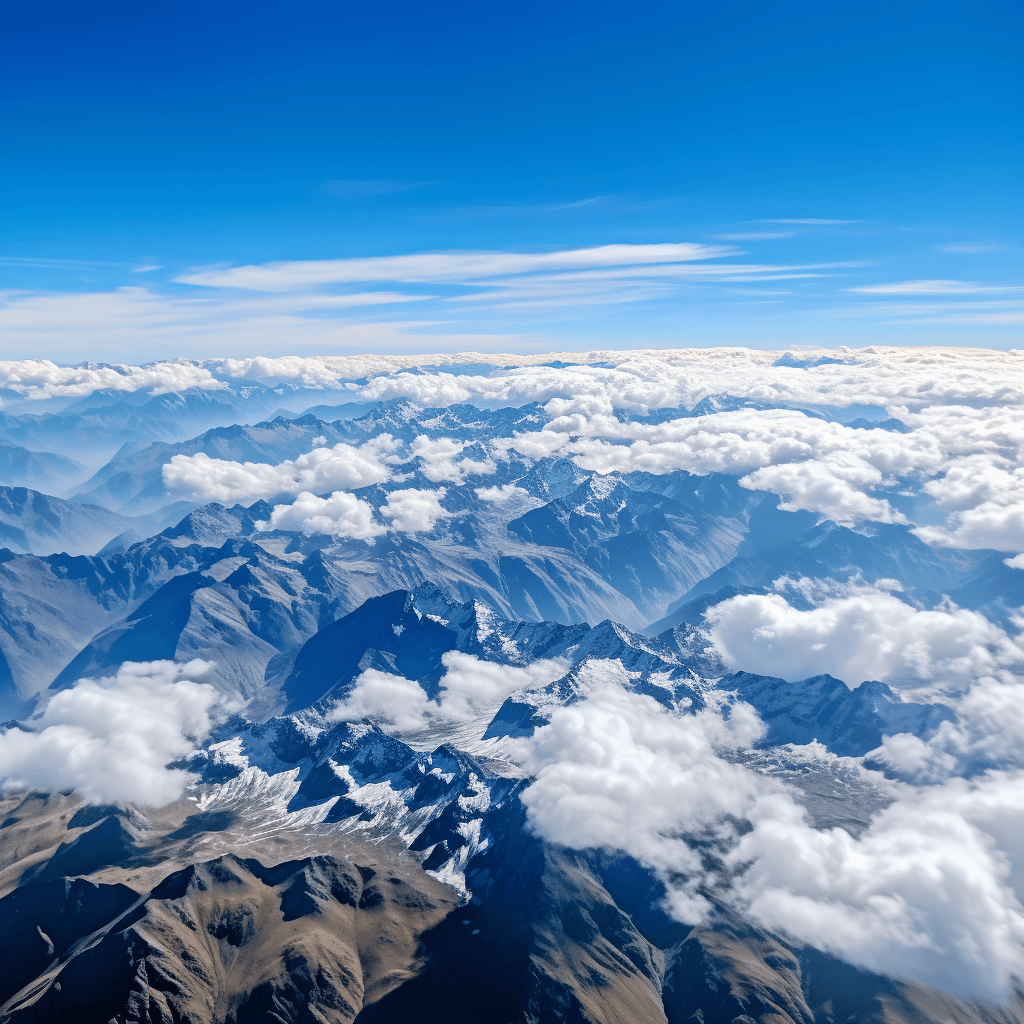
[756,218,859,225]
[425,196,614,219]
[851,280,1019,295]
[0,285,514,360]
[444,262,851,305]
[175,243,738,291]
[840,277,1024,329]
[2,233,1018,360]
[840,299,1024,327]
[939,242,1004,255]
[445,261,865,309]
[877,307,1024,326]
[714,231,794,240]
[0,256,134,270]
[170,241,834,317]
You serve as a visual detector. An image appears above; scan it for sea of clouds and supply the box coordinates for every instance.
[112,347,1023,558]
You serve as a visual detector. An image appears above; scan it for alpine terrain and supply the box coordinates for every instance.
[1,350,1022,1024]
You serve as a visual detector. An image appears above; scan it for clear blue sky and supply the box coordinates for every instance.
[1,1,1021,359]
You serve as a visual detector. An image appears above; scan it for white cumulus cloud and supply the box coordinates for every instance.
[564,407,940,525]
[739,456,905,525]
[0,357,224,400]
[515,659,765,922]
[263,490,385,540]
[410,435,495,484]
[380,487,452,533]
[730,769,1024,1001]
[513,662,1024,1001]
[475,483,530,502]
[705,583,1024,690]
[326,669,434,734]
[0,660,218,806]
[914,458,1024,554]
[435,652,568,722]
[163,437,394,503]
[326,653,567,733]
[869,638,1024,784]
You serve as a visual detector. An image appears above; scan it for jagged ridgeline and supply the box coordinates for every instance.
[0,355,1022,1023]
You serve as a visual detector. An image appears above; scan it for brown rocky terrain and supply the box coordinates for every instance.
[2,785,1022,1024]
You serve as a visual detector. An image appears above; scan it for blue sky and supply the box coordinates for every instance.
[1,1,1021,359]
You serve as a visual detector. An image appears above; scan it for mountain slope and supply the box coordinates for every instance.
[0,812,458,1024]
[647,519,1006,634]
[0,486,153,556]
[0,442,85,494]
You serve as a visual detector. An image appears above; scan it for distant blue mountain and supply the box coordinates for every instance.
[646,519,1008,633]
[0,486,153,556]
[0,441,85,493]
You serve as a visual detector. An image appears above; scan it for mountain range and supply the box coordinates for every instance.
[0,376,1021,1023]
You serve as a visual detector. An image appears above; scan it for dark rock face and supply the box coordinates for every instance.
[27,812,146,883]
[283,590,459,711]
[721,671,954,756]
[0,876,140,1005]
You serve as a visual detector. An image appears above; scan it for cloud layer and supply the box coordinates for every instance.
[123,347,1024,563]
[3,348,1022,411]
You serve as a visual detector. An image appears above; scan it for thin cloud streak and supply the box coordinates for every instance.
[881,311,1024,326]
[715,232,794,240]
[176,243,738,291]
[939,243,1004,255]
[828,298,1024,327]
[0,256,135,269]
[428,196,614,219]
[852,280,1020,295]
[439,261,861,309]
[3,232,1019,360]
[756,218,860,225]
[0,286,529,358]
[318,178,435,197]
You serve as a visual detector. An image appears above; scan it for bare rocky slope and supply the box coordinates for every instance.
[1,787,1020,1024]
